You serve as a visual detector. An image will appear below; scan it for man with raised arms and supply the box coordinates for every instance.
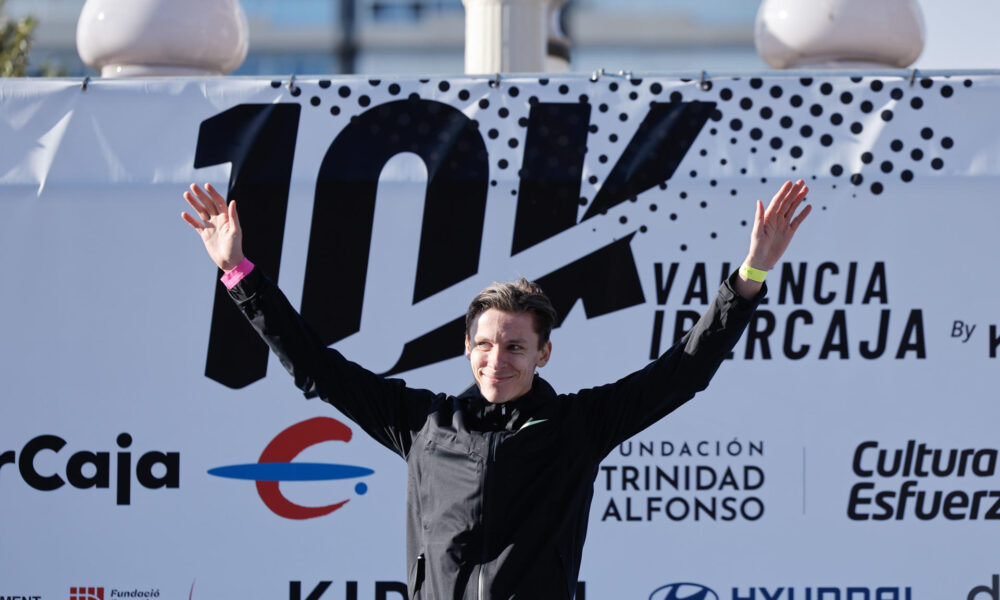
[182,179,810,599]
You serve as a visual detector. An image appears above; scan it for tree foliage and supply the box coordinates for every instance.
[0,0,37,77]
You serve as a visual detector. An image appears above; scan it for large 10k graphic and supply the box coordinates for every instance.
[195,97,715,387]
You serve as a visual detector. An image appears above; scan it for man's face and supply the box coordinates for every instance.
[465,308,552,404]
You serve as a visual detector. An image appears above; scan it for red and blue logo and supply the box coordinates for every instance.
[207,416,374,520]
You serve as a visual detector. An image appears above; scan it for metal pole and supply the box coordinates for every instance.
[338,0,357,74]
[462,0,548,74]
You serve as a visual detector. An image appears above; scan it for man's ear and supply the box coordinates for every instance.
[536,340,552,367]
[465,335,471,358]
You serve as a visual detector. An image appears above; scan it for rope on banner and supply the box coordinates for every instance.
[700,70,710,90]
[908,68,918,87]
[81,76,90,92]
[590,68,604,82]
[287,73,298,94]
[489,73,501,88]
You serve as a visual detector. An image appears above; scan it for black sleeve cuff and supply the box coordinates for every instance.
[226,267,263,304]
[721,269,767,308]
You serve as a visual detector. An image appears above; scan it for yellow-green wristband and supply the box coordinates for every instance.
[740,264,768,282]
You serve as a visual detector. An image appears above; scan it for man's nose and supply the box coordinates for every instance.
[487,347,506,367]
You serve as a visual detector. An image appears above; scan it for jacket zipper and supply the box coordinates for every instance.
[478,430,499,600]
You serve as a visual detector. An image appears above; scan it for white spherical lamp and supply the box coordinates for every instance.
[755,0,925,69]
[77,0,249,77]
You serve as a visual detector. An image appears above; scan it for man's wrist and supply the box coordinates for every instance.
[739,263,768,283]
[221,257,254,290]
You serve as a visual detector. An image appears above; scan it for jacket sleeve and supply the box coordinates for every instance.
[228,269,434,459]
[575,271,764,459]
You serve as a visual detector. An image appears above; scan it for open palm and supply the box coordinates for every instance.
[181,183,245,272]
[745,179,811,271]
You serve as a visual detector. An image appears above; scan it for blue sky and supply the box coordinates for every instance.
[916,0,1000,68]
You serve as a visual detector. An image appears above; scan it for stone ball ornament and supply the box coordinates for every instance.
[755,0,926,69]
[77,0,249,77]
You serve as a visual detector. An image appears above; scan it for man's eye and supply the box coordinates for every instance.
[477,342,490,349]
[509,345,522,351]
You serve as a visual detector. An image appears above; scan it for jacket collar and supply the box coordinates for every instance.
[458,374,556,431]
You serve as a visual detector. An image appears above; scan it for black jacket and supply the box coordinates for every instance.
[229,269,762,599]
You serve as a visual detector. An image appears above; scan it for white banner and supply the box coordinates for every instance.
[1,73,999,600]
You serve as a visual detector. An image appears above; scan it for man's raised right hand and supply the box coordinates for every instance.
[181,183,245,272]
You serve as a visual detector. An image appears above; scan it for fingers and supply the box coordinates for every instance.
[766,180,808,223]
[205,183,228,213]
[228,200,242,233]
[777,180,804,216]
[183,190,211,221]
[765,180,794,216]
[180,211,205,231]
[790,203,812,231]
[782,181,809,221]
[189,183,223,216]
[752,199,764,234]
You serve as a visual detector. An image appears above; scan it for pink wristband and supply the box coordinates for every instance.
[221,258,255,290]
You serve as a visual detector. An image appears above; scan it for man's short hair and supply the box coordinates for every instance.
[465,278,557,348]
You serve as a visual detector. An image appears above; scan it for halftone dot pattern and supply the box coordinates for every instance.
[670,74,967,243]
[265,74,970,258]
